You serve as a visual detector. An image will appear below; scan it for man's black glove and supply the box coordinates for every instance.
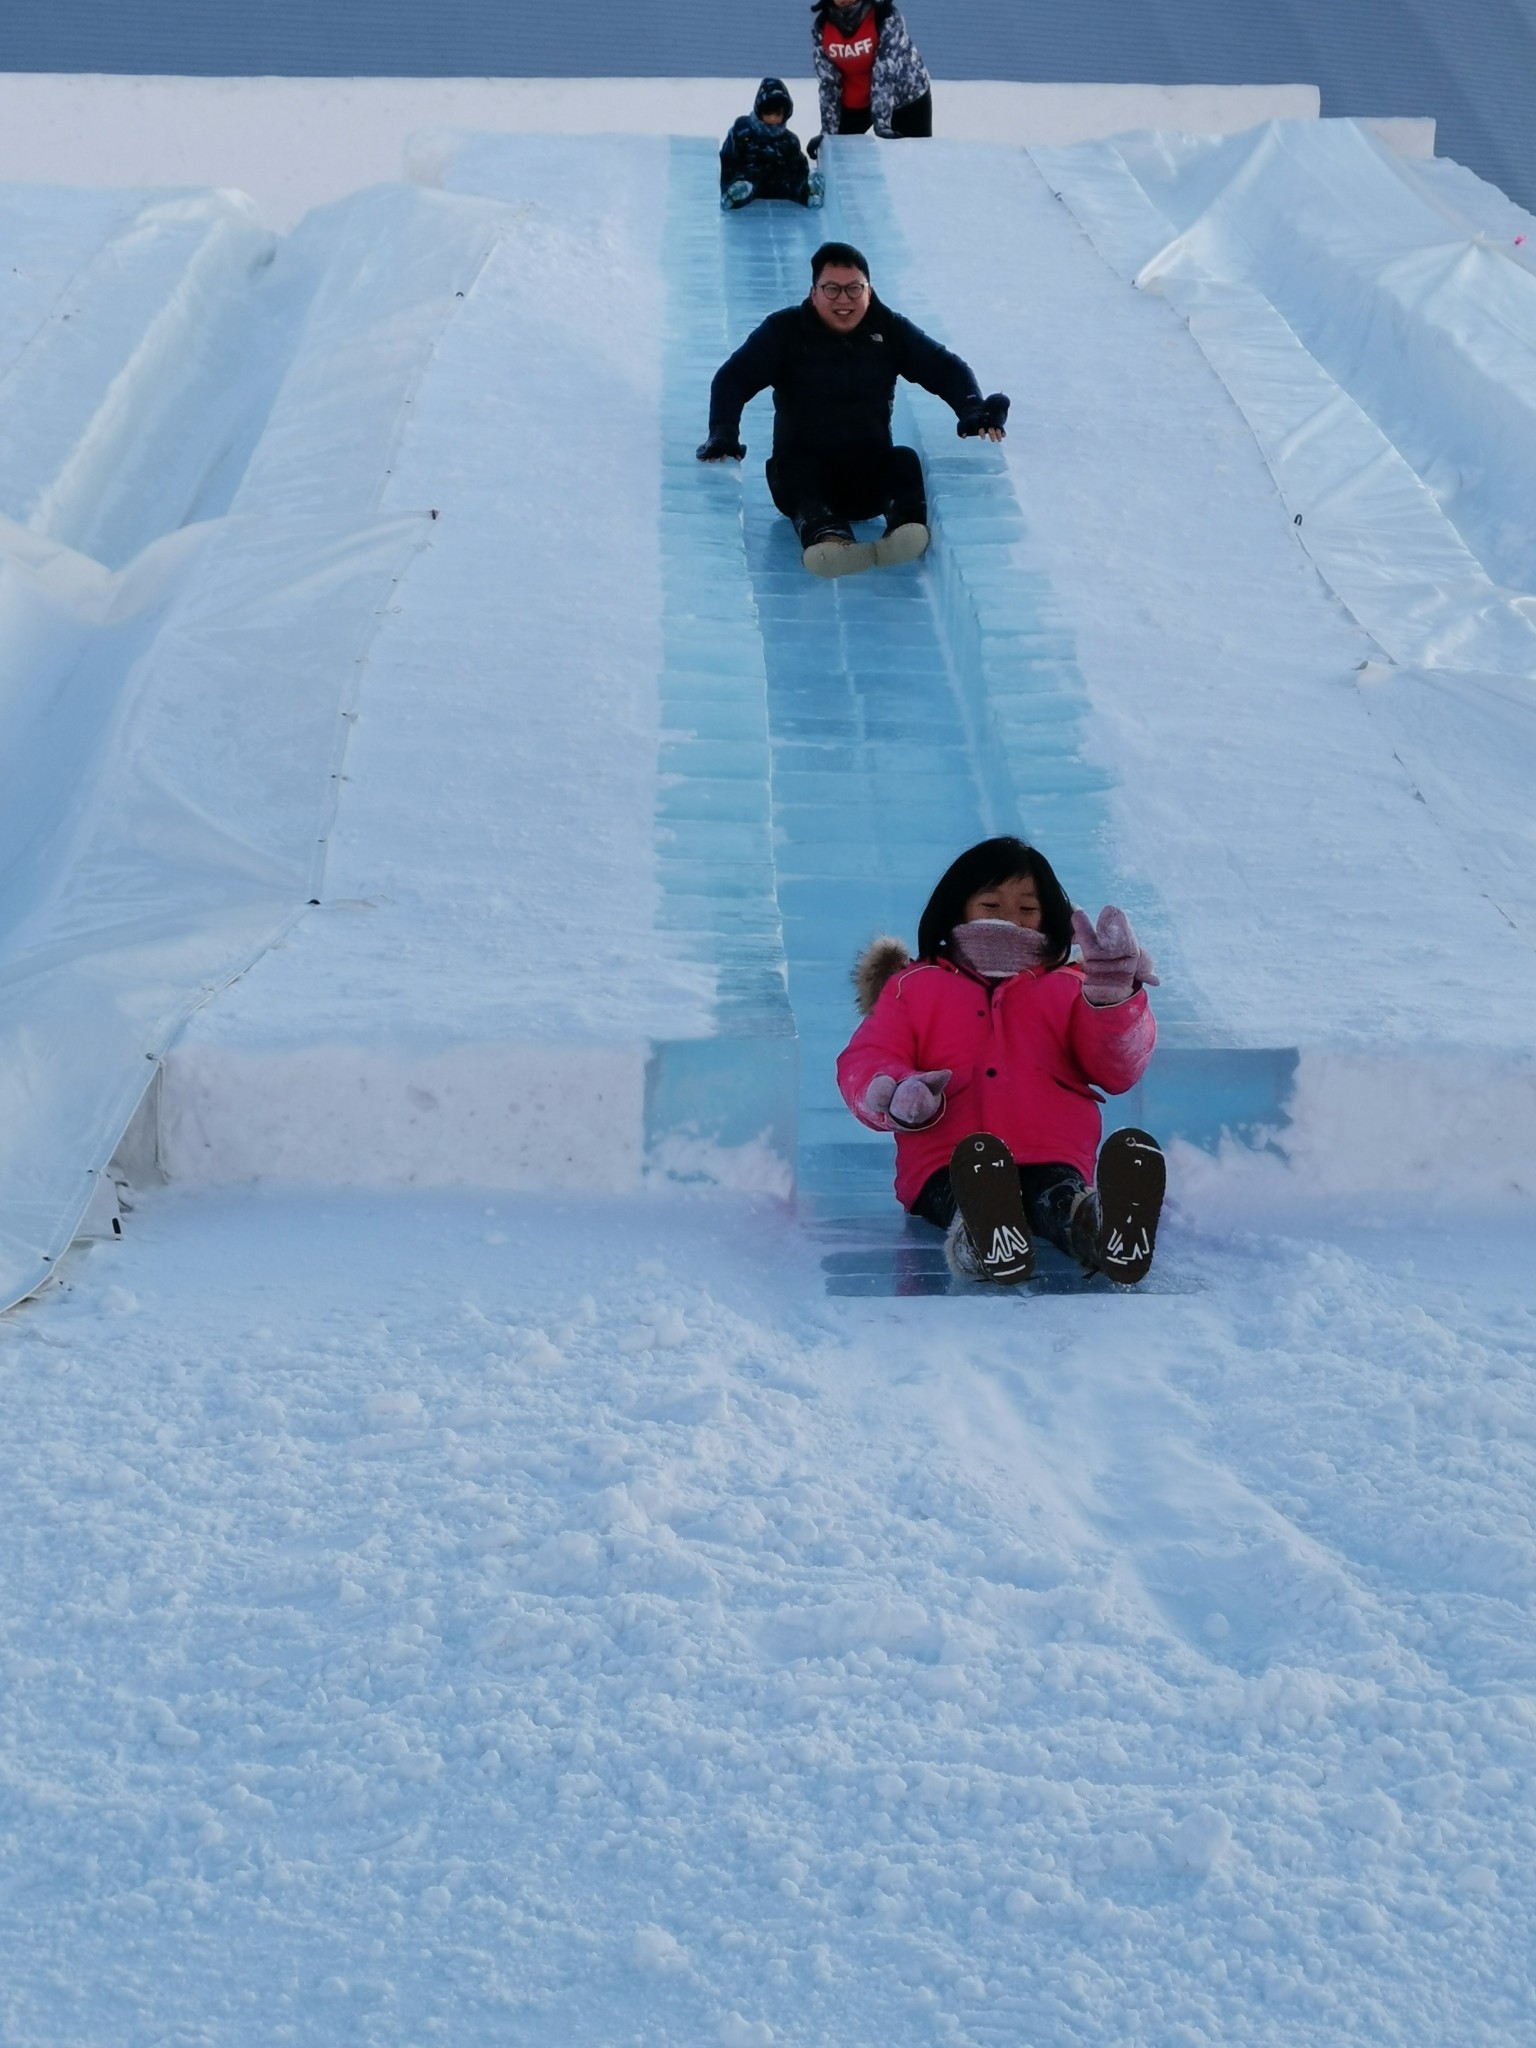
[956,392,1010,438]
[807,133,822,160]
[696,431,747,462]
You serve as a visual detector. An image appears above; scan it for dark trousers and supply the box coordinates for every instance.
[766,442,926,544]
[836,91,933,139]
[730,168,812,204]
[913,1159,1097,1261]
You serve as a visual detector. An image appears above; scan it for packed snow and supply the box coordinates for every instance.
[2,82,1535,2048]
[4,1188,1536,2045]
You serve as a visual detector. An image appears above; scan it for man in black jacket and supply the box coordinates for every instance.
[697,240,1008,578]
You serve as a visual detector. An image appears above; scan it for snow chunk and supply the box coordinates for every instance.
[362,1390,424,1426]
[718,2017,774,2048]
[631,1924,688,1973]
[151,1719,200,1750]
[1347,1900,1390,1934]
[528,1530,605,1592]
[765,1597,939,1661]
[1340,1791,1403,1841]
[639,1384,729,1426]
[520,1333,565,1370]
[648,1305,689,1348]
[1167,1805,1233,1874]
[144,1700,200,1750]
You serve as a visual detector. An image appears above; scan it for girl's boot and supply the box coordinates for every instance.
[948,1133,1036,1284]
[1091,1128,1165,1284]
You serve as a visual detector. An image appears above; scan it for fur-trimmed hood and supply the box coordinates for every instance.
[853,934,914,1016]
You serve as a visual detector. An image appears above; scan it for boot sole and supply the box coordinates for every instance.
[1093,1127,1165,1285]
[803,538,878,579]
[950,1133,1035,1284]
[874,521,930,568]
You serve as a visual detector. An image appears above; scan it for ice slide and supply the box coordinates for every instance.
[4,121,1536,1307]
[667,139,1291,1295]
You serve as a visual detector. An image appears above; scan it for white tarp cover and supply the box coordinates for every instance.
[1034,119,1536,681]
[0,190,277,566]
[1355,662,1536,944]
[0,180,508,1308]
[0,511,423,1306]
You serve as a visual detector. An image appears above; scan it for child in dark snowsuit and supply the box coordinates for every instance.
[720,78,825,211]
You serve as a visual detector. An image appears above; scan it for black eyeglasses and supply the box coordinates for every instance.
[816,280,869,301]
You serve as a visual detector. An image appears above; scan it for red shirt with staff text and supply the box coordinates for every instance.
[822,14,877,110]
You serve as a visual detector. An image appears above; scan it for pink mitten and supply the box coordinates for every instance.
[889,1069,951,1129]
[860,1074,898,1123]
[1071,906,1160,1007]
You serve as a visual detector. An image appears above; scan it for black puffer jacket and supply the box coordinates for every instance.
[720,79,813,199]
[708,293,984,460]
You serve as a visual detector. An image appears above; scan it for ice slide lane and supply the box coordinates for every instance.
[674,139,1293,1291]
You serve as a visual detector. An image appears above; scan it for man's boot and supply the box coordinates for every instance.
[875,479,929,568]
[799,513,876,579]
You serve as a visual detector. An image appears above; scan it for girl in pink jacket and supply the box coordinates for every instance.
[836,836,1164,1282]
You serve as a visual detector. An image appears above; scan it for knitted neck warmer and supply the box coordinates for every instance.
[949,920,1052,979]
[826,1,871,32]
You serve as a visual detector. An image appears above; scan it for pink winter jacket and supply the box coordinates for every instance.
[836,946,1156,1208]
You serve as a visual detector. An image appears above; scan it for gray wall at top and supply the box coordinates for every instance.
[3,0,1534,213]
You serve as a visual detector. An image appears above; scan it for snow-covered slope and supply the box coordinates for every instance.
[4,1185,1535,2046]
[7,120,1536,1301]
[3,105,1536,2045]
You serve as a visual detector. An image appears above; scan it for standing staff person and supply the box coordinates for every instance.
[811,0,933,146]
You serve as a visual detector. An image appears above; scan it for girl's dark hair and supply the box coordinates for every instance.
[810,240,870,282]
[916,837,1074,967]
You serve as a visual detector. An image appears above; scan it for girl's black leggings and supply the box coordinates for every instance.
[913,1159,1091,1259]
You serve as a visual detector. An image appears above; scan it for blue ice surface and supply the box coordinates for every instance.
[645,144,798,1174]
[651,139,1294,1289]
